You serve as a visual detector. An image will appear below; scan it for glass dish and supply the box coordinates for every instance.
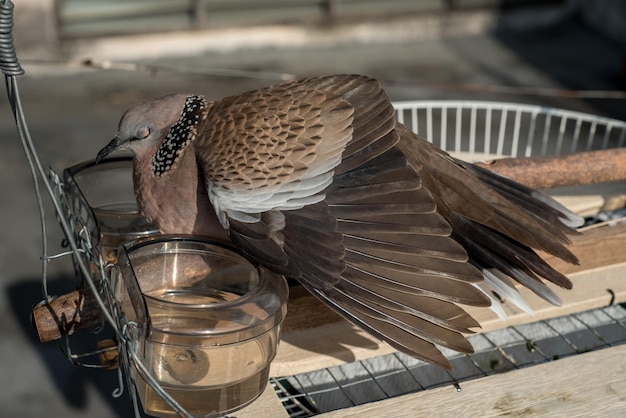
[115,235,288,418]
[63,156,159,266]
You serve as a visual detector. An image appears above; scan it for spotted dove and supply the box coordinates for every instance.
[97,74,582,369]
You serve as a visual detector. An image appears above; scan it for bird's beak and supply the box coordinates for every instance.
[96,136,125,164]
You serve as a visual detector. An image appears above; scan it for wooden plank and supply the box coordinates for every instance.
[271,151,626,407]
[548,182,626,217]
[317,344,626,417]
[272,222,626,377]
[469,221,626,330]
[235,383,289,418]
[273,320,394,377]
[281,284,345,334]
[277,222,626,335]
[540,221,626,275]
[272,261,626,377]
[466,261,626,332]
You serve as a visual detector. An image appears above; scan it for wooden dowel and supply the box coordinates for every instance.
[32,288,102,343]
[98,338,119,370]
[475,147,626,189]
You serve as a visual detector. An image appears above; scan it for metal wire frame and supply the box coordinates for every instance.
[270,304,626,417]
[1,2,197,416]
[394,100,626,158]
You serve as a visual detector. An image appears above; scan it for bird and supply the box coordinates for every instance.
[96,74,582,369]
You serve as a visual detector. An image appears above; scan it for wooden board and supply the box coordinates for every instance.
[234,383,289,418]
[548,181,626,217]
[271,222,626,377]
[317,344,626,417]
[271,261,626,377]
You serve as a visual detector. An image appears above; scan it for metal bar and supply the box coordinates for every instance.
[618,127,626,147]
[570,117,583,154]
[496,108,507,156]
[396,108,404,125]
[469,105,477,154]
[555,116,567,155]
[455,104,462,152]
[601,125,611,150]
[426,105,433,146]
[586,120,598,151]
[485,106,492,154]
[511,109,522,158]
[540,113,552,156]
[524,109,538,157]
[441,107,448,151]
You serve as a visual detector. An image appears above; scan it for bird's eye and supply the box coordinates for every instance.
[136,126,150,139]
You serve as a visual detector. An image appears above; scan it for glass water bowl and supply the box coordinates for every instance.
[63,156,159,265]
[115,236,289,418]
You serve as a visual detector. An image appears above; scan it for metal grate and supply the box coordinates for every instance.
[270,304,626,416]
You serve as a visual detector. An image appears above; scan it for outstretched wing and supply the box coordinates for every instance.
[195,74,579,368]
[195,75,489,367]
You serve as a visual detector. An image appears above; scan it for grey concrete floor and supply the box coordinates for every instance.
[1,5,625,418]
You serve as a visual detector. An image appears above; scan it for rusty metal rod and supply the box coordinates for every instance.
[475,147,626,189]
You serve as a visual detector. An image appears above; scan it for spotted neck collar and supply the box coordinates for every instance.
[152,95,208,176]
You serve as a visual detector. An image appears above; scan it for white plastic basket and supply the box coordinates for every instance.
[394,100,626,159]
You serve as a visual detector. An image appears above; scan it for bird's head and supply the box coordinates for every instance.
[96,94,209,176]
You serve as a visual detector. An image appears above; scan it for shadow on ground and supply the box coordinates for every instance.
[6,276,145,417]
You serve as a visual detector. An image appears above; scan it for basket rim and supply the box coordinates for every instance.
[392,99,626,127]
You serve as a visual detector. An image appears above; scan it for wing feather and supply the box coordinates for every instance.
[195,74,580,368]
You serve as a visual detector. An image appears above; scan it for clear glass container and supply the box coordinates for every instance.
[115,236,289,418]
[63,156,160,266]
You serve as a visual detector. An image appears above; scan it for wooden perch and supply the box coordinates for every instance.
[475,147,626,189]
[98,338,119,370]
[32,288,101,343]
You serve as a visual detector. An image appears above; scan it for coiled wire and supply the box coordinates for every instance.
[0,0,23,75]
